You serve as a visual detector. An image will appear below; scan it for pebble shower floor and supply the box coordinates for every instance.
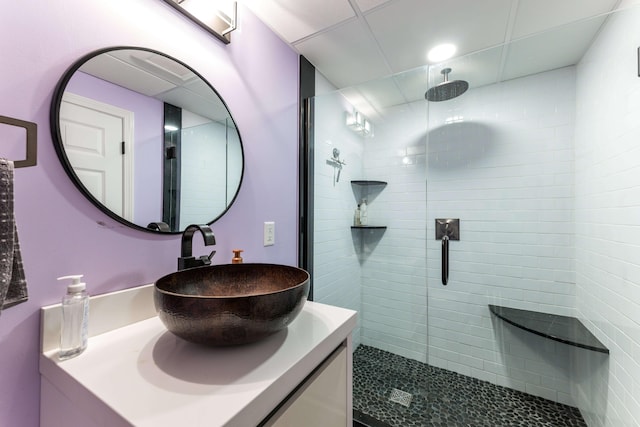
[353,345,587,427]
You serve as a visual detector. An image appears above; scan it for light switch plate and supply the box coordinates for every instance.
[264,221,275,246]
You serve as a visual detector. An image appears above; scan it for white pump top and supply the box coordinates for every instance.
[57,275,86,293]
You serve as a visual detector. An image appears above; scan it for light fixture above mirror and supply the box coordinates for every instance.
[162,0,237,44]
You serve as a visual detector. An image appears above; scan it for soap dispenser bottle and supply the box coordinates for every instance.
[359,199,368,226]
[58,275,89,360]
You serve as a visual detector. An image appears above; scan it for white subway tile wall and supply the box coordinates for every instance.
[574,6,640,427]
[359,102,428,361]
[179,112,231,229]
[312,88,365,348]
[428,67,577,405]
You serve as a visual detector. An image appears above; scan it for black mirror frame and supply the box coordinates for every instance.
[50,46,245,234]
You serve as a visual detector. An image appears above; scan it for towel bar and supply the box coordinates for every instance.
[0,115,37,168]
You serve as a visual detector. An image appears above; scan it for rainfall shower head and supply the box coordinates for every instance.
[425,68,469,102]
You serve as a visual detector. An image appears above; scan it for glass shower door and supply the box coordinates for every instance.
[310,67,430,426]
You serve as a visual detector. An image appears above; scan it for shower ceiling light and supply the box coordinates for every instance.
[162,0,237,44]
[427,43,457,63]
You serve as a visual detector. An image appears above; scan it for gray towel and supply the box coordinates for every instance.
[0,159,27,313]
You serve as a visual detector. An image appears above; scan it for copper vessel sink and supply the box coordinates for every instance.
[154,263,310,346]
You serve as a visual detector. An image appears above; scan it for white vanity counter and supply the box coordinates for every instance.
[39,284,357,427]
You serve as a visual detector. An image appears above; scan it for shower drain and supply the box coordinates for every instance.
[389,388,413,407]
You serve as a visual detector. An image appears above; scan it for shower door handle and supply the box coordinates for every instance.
[441,235,449,285]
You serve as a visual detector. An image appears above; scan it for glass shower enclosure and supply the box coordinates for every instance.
[306,6,633,426]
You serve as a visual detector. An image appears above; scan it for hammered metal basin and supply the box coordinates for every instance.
[154,263,310,346]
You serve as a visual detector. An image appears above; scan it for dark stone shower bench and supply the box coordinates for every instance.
[489,304,609,354]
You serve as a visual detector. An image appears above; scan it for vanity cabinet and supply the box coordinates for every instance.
[39,284,357,427]
[263,344,348,426]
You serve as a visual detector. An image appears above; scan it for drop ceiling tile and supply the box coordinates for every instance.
[512,0,619,39]
[365,0,513,73]
[429,46,504,91]
[294,19,392,88]
[240,0,356,43]
[162,86,229,121]
[336,86,378,117]
[335,66,428,120]
[350,76,414,114]
[353,0,394,13]
[122,50,194,81]
[502,16,606,81]
[392,66,429,104]
[79,53,177,97]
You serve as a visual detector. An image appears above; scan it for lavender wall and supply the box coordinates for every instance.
[66,71,164,225]
[0,1,299,426]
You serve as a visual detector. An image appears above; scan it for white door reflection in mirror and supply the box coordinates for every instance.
[59,93,134,220]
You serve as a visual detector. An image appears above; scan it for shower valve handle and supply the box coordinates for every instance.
[442,235,449,285]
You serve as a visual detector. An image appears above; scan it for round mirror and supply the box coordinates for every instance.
[50,47,244,233]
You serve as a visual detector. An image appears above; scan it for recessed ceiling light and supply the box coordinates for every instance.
[427,43,457,63]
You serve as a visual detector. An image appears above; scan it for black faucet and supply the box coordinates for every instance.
[178,224,216,270]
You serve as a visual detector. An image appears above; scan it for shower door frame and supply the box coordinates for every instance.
[298,55,316,300]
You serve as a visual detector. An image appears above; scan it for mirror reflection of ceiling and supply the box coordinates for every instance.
[79,50,234,125]
[242,0,625,116]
